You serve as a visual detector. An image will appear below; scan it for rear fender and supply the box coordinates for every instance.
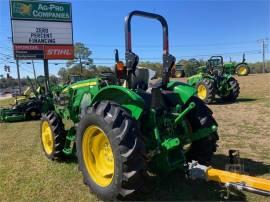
[91,85,145,120]
[167,81,197,104]
[236,62,248,67]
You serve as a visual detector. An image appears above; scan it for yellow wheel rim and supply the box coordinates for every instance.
[30,111,36,117]
[82,126,114,187]
[41,121,54,155]
[197,84,207,100]
[238,66,247,75]
[175,72,182,78]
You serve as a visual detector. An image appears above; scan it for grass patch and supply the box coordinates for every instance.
[0,97,14,107]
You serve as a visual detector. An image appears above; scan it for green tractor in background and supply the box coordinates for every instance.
[224,53,250,76]
[0,77,52,122]
[187,56,240,103]
[171,64,185,78]
[40,11,219,200]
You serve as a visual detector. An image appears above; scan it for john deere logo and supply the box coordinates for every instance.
[13,2,32,16]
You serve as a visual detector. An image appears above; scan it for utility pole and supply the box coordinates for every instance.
[262,40,265,73]
[258,38,268,73]
[16,60,22,95]
[44,59,50,94]
[31,60,37,88]
[79,46,83,75]
[79,56,82,74]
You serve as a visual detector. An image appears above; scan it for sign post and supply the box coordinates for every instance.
[44,59,49,92]
[10,0,74,93]
[15,60,22,95]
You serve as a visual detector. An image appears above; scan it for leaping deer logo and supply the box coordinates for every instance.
[13,2,32,16]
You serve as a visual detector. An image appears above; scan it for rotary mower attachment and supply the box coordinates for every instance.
[187,150,270,197]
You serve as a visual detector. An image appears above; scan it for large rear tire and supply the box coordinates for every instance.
[76,101,146,200]
[196,78,215,104]
[40,112,66,160]
[185,96,219,165]
[221,78,240,102]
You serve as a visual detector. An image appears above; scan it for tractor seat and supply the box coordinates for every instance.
[130,67,150,91]
[148,79,162,90]
[137,87,179,111]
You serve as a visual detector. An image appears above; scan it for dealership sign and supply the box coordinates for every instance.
[10,0,71,21]
[10,0,73,60]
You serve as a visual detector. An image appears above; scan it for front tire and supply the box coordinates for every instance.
[40,112,66,160]
[196,79,215,104]
[76,101,146,200]
[221,78,240,102]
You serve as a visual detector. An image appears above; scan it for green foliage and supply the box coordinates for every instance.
[58,65,112,83]
[176,58,203,77]
[49,75,59,85]
[249,60,270,73]
[57,42,113,83]
[0,78,28,89]
[66,42,93,68]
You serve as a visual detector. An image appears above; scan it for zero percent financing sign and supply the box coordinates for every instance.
[10,0,74,60]
[12,20,73,45]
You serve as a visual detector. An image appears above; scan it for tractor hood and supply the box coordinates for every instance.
[62,78,99,93]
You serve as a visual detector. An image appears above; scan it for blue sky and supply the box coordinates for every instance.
[0,0,269,78]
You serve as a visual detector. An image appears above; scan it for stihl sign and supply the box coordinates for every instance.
[13,44,74,59]
[44,45,74,59]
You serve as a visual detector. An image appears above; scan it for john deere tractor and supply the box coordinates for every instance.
[40,11,270,200]
[224,53,250,76]
[0,77,52,122]
[187,56,240,103]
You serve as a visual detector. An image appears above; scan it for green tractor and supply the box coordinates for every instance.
[187,56,240,103]
[0,77,52,122]
[40,11,219,200]
[40,11,270,200]
[224,53,250,76]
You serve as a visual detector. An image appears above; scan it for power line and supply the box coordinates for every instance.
[2,49,259,66]
[83,40,258,48]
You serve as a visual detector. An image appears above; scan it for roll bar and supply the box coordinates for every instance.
[124,10,175,88]
[125,10,169,54]
[209,56,224,65]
